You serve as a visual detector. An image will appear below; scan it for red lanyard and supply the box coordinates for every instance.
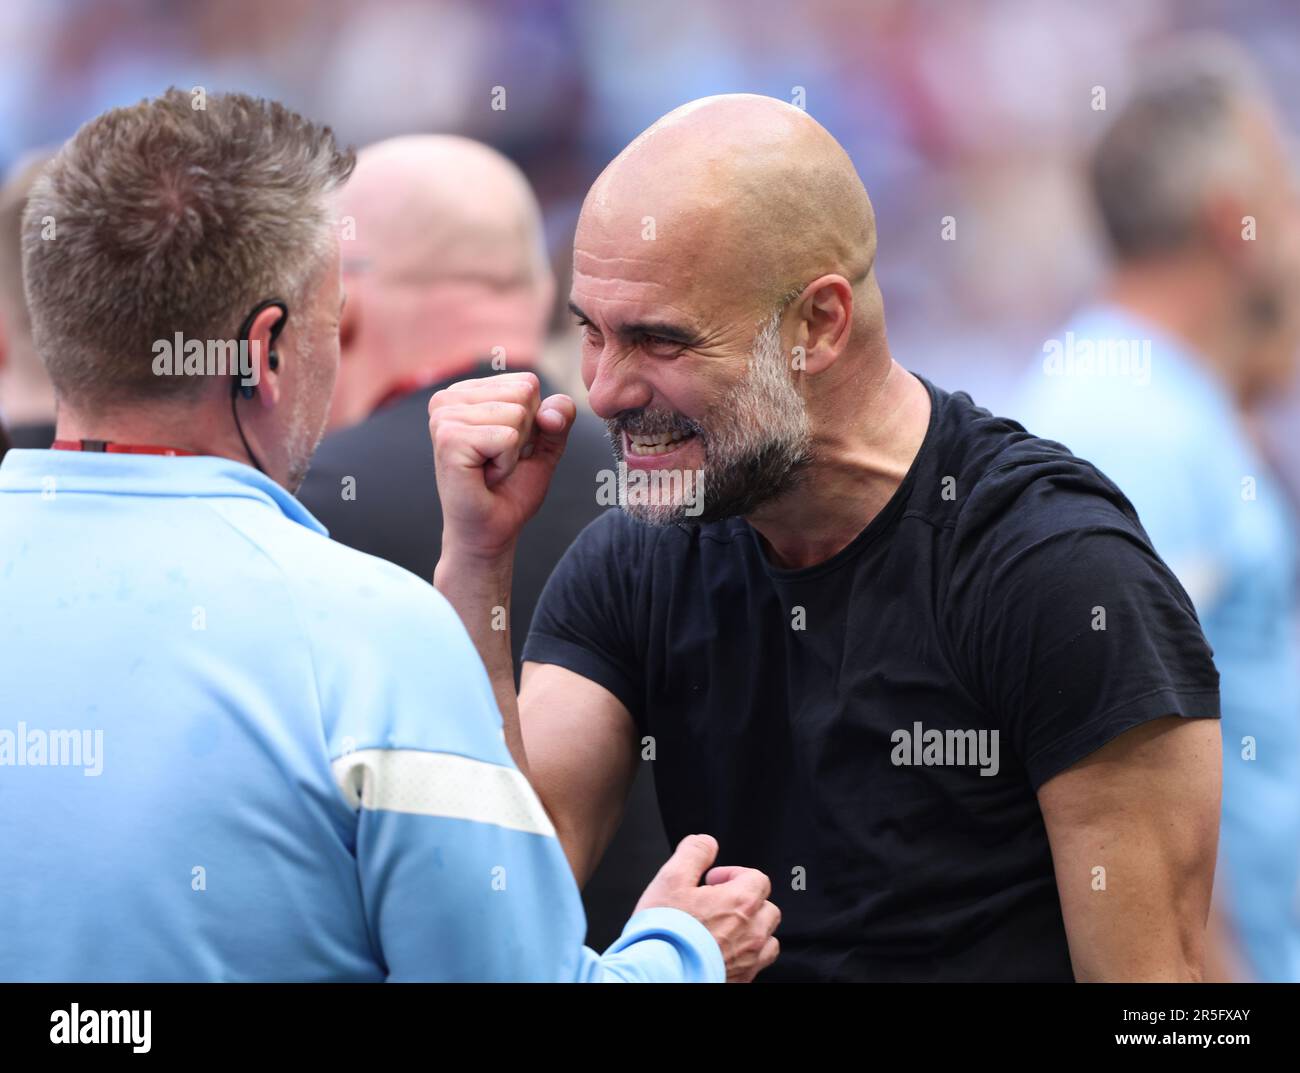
[52,439,199,457]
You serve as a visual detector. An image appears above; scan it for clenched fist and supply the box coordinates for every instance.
[427,372,577,560]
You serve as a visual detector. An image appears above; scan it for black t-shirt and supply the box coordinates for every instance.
[523,375,1220,982]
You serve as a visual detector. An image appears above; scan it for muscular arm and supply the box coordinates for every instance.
[520,661,639,885]
[1037,715,1222,982]
[428,375,780,981]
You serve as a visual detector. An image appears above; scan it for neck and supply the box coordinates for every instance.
[54,400,256,471]
[341,296,544,429]
[1103,260,1251,407]
[747,353,931,570]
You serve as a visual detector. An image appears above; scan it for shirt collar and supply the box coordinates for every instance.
[0,448,328,536]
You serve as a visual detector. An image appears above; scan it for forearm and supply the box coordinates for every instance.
[433,543,529,777]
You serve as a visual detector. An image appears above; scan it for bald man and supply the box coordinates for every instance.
[297,135,670,951]
[429,96,1223,982]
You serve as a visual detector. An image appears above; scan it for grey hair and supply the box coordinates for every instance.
[22,87,355,410]
[1091,36,1267,259]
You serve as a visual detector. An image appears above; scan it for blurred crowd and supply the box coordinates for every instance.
[3,0,1299,425]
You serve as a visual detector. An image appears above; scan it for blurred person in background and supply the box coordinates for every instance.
[1017,38,1300,981]
[0,152,58,452]
[298,134,668,951]
[0,89,777,983]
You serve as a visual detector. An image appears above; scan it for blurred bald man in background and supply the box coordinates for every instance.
[428,94,1224,981]
[297,135,668,951]
[0,152,58,456]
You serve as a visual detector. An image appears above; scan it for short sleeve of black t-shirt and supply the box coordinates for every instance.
[943,455,1221,788]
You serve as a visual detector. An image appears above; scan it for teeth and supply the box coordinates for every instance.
[628,431,694,456]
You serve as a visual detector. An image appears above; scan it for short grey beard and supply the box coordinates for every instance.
[615,307,813,527]
[284,332,326,493]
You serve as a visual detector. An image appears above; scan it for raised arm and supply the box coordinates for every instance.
[427,372,780,980]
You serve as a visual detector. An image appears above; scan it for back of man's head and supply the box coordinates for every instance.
[1090,37,1300,400]
[329,135,553,430]
[1090,36,1283,262]
[23,88,354,418]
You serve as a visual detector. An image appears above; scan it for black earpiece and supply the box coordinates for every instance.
[234,298,288,400]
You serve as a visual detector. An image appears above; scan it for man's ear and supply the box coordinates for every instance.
[793,274,854,376]
[245,303,286,410]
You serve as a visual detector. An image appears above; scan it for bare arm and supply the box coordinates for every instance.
[428,373,780,980]
[1037,715,1222,982]
[433,535,637,882]
[426,373,637,880]
[520,661,639,885]
[433,546,528,772]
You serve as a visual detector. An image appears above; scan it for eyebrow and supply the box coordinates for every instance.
[567,301,699,345]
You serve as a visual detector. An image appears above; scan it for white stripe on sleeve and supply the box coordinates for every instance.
[331,748,557,837]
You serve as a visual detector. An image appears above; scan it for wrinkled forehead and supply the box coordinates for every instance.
[572,191,767,326]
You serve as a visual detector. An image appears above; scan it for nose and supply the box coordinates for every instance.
[584,346,654,420]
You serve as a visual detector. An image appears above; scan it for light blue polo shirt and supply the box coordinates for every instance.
[1016,305,1300,981]
[0,448,722,983]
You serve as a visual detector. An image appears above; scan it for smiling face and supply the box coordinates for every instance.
[572,95,880,525]
[571,200,812,526]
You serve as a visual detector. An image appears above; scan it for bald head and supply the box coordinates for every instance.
[571,96,892,526]
[581,95,877,315]
[342,134,549,290]
[328,135,554,430]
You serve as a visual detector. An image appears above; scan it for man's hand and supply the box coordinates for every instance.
[428,371,576,561]
[635,834,781,983]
